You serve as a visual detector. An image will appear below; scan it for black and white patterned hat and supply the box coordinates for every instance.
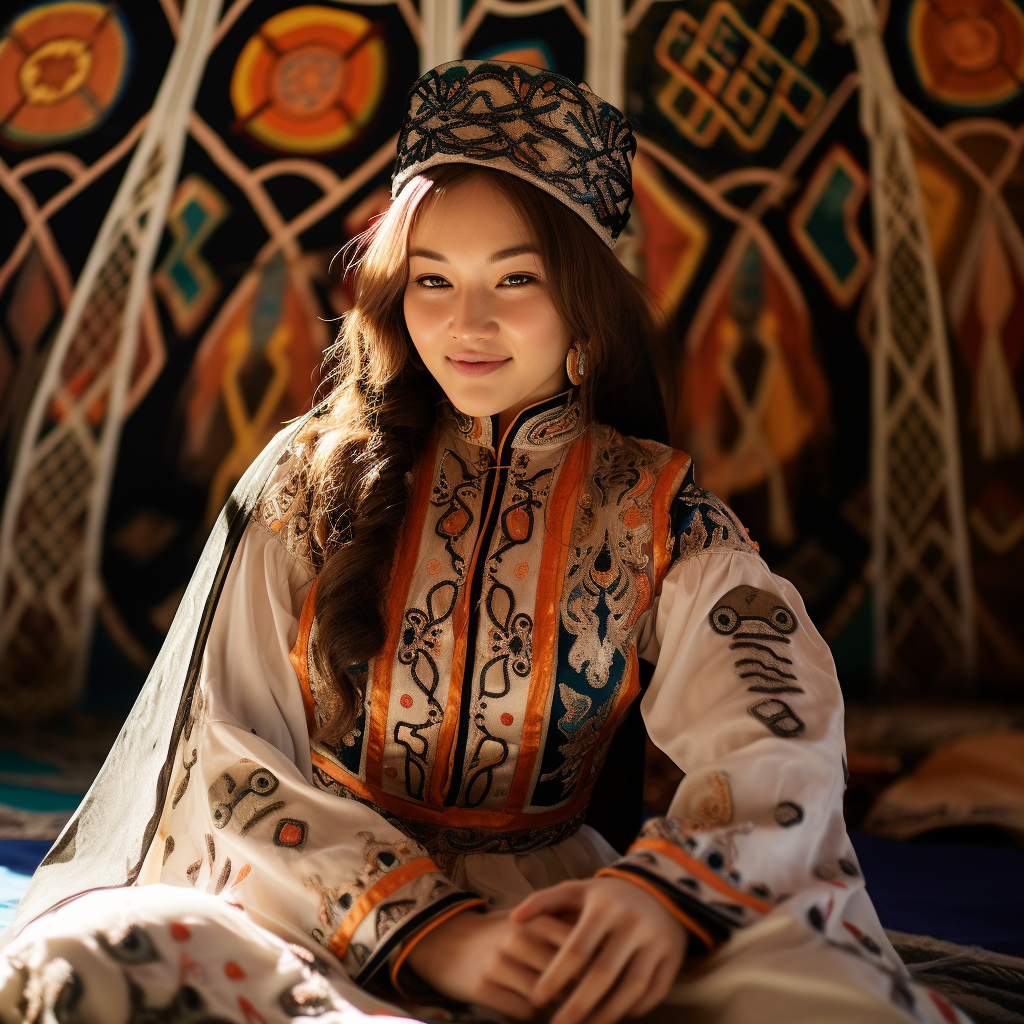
[392,60,636,247]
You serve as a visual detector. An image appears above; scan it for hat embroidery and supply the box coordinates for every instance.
[392,60,636,246]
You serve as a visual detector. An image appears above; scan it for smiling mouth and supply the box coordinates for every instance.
[447,355,510,377]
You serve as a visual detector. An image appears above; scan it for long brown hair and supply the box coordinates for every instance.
[305,164,669,739]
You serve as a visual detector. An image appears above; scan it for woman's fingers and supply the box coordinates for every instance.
[531,910,609,1007]
[627,953,680,1018]
[511,881,585,922]
[487,951,543,999]
[548,929,636,1024]
[476,978,538,1021]
[503,915,572,973]
[579,954,657,1024]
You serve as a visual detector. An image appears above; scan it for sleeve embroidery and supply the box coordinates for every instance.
[599,817,773,954]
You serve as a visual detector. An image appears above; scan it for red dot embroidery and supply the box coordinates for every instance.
[225,961,245,980]
[277,822,303,846]
[385,766,398,778]
[501,713,514,726]
[400,694,413,708]
[170,922,191,942]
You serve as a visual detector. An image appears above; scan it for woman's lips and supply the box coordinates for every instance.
[446,355,510,377]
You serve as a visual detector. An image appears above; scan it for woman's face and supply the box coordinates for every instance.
[404,174,572,433]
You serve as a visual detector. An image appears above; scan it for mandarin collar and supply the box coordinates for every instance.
[438,389,588,454]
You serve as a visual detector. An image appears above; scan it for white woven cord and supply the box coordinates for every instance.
[0,0,225,717]
[835,0,975,688]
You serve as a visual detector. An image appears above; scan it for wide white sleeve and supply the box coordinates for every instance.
[602,548,853,954]
[139,523,481,985]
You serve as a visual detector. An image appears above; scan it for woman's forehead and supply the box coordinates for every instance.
[410,176,535,252]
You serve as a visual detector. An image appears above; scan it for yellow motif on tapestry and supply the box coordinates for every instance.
[181,254,324,526]
[653,0,826,151]
[680,242,829,544]
[630,153,708,314]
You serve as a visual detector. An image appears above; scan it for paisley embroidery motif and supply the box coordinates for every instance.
[538,684,614,797]
[668,466,753,563]
[257,448,313,563]
[561,430,656,689]
[514,399,584,448]
[490,455,552,562]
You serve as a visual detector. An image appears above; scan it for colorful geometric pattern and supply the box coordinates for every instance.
[0,1,133,147]
[882,0,1024,688]
[181,252,324,527]
[844,0,975,688]
[790,144,871,308]
[907,0,1024,109]
[2,0,1022,720]
[152,175,229,338]
[474,40,556,69]
[230,5,387,154]
[652,1,827,152]
[0,154,155,720]
[629,152,708,315]
[677,238,827,545]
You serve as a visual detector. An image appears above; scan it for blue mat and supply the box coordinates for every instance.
[0,841,50,931]
[1,836,1022,956]
[850,832,1024,957]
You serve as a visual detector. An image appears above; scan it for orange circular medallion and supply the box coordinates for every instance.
[907,0,1024,107]
[229,5,387,154]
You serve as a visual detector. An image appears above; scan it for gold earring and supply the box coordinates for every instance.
[566,344,586,386]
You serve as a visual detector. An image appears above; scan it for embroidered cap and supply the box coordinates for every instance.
[392,60,636,247]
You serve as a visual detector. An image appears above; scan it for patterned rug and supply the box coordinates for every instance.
[891,932,1024,1024]
[0,717,121,840]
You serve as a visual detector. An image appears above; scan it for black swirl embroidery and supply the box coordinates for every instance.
[431,449,484,580]
[394,61,636,240]
[395,581,459,800]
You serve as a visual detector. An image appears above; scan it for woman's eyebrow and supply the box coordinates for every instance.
[409,247,447,261]
[490,244,539,262]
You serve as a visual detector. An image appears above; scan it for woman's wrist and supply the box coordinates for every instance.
[401,901,489,986]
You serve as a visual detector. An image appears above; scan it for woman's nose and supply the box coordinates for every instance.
[448,286,498,343]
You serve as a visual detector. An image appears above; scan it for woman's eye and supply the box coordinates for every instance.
[417,275,450,288]
[502,274,533,287]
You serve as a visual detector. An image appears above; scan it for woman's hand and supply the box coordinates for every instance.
[405,906,572,1018]
[510,877,688,1024]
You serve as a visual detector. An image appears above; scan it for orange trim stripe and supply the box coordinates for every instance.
[367,430,441,788]
[289,578,319,736]
[311,745,600,828]
[627,837,772,914]
[596,867,716,951]
[431,462,504,806]
[389,898,488,998]
[652,451,693,591]
[327,857,439,959]
[507,432,591,811]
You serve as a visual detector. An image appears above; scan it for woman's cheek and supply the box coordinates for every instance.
[403,293,439,347]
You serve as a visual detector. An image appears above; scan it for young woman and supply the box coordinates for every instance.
[0,61,966,1024]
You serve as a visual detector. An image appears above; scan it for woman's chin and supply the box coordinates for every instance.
[439,385,509,421]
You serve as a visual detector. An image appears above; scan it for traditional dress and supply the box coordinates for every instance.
[0,392,967,1024]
